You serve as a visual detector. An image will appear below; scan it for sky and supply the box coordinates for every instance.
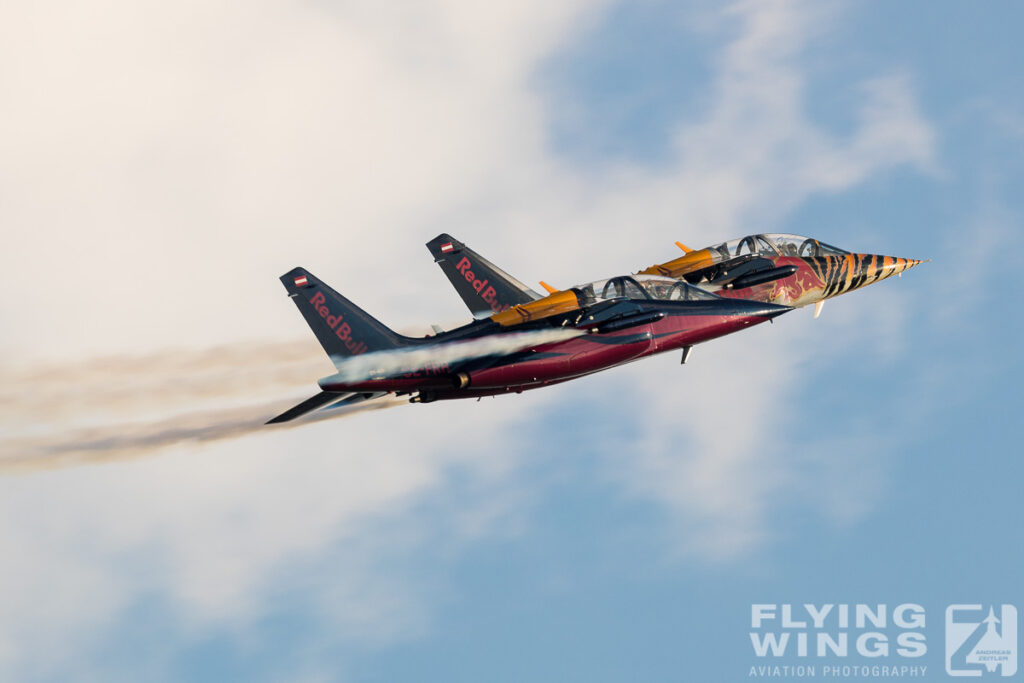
[1,0,1022,681]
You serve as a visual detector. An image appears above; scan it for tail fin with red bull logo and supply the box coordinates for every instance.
[280,267,422,366]
[425,234,541,318]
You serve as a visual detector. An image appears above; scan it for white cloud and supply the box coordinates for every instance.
[0,0,936,676]
[447,0,935,561]
[0,395,555,678]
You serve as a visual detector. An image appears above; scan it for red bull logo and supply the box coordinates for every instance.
[308,291,368,355]
[456,257,510,314]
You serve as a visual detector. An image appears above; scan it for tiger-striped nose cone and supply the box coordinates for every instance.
[866,256,925,286]
[820,254,925,300]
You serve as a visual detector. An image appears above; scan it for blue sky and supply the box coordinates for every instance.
[0,0,1022,681]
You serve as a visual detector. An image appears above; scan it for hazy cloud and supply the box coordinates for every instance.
[0,0,936,677]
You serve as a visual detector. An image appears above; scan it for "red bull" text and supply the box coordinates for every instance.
[309,291,368,355]
[456,257,510,314]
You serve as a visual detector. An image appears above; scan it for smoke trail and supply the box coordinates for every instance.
[0,398,405,475]
[328,327,586,383]
[0,328,581,475]
[0,340,391,475]
[0,339,334,426]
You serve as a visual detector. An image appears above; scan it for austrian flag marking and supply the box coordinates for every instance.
[294,275,309,287]
[440,242,454,253]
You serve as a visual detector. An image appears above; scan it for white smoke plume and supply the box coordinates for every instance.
[0,340,333,426]
[0,330,582,474]
[327,327,587,383]
[0,399,405,475]
[0,340,400,475]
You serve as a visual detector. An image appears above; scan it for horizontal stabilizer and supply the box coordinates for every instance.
[322,391,387,411]
[266,391,350,424]
[266,391,390,424]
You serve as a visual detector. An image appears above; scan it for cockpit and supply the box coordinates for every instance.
[708,234,849,260]
[575,274,718,304]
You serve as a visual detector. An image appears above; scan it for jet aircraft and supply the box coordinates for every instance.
[640,233,924,318]
[267,262,789,424]
[426,233,923,321]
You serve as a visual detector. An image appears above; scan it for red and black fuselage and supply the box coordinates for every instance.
[312,284,789,402]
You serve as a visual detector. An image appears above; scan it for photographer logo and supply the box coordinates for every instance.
[946,604,1017,677]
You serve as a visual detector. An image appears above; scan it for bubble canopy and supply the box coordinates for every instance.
[574,274,718,303]
[708,233,850,260]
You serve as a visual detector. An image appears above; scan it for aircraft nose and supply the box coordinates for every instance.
[732,299,793,320]
[712,296,790,325]
[760,302,793,319]
[874,255,925,280]
[843,254,926,294]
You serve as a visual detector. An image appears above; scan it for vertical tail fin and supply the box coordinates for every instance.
[280,268,417,366]
[425,233,541,318]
